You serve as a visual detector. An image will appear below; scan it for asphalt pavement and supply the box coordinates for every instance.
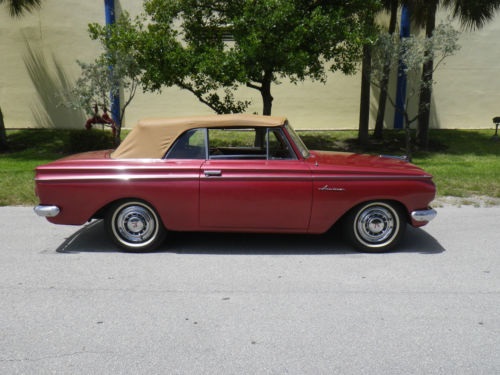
[0,205,499,374]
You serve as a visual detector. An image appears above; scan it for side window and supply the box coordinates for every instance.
[165,128,206,159]
[267,129,296,160]
[208,128,267,159]
[206,127,296,160]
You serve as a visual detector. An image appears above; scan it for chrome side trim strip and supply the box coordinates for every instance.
[35,173,432,183]
[34,205,60,217]
[411,208,437,222]
[34,174,199,182]
[313,175,432,181]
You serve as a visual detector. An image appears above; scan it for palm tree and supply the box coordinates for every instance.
[358,0,399,145]
[415,0,500,149]
[373,0,399,139]
[357,14,374,146]
[0,0,42,152]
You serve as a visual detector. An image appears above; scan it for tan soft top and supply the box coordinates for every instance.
[111,114,287,159]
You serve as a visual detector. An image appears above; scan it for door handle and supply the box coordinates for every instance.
[204,170,222,177]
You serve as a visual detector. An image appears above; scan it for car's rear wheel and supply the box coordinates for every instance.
[344,201,406,252]
[105,200,166,252]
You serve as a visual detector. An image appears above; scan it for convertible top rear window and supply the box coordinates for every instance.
[165,128,206,159]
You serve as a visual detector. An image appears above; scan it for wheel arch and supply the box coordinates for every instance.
[92,197,166,228]
[338,198,410,228]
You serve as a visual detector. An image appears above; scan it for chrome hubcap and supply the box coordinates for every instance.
[356,204,397,245]
[115,205,157,244]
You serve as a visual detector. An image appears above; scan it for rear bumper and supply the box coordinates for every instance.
[411,208,437,223]
[34,205,60,218]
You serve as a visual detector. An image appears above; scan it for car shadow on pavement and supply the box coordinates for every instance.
[395,226,445,254]
[167,226,445,255]
[56,220,445,255]
[56,220,116,253]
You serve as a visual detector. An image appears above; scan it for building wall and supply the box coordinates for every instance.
[0,1,499,130]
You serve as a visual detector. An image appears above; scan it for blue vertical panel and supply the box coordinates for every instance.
[104,0,121,126]
[393,5,410,129]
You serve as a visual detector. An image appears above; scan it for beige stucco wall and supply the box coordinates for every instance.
[431,14,500,130]
[1,1,499,130]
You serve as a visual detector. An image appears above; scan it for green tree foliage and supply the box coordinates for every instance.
[90,0,380,116]
[63,16,142,143]
[0,0,43,152]
[62,54,140,143]
[370,22,460,160]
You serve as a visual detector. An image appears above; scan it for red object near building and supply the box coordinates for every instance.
[85,105,117,137]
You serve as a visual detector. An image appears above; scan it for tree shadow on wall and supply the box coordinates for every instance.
[23,38,86,129]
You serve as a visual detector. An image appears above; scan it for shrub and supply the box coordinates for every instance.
[65,129,115,153]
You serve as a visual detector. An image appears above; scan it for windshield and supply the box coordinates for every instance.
[285,123,310,159]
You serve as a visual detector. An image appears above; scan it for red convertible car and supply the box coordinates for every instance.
[34,114,436,252]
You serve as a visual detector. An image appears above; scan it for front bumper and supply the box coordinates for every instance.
[411,208,437,223]
[34,205,60,217]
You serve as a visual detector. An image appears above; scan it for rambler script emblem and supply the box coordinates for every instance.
[318,185,345,192]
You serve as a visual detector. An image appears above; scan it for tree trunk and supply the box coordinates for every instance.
[358,43,372,146]
[404,112,413,162]
[261,70,273,116]
[0,106,9,153]
[417,2,437,150]
[374,0,398,139]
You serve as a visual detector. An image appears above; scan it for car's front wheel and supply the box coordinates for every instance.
[105,200,166,252]
[344,201,406,252]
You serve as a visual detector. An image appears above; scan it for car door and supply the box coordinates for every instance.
[159,128,206,231]
[199,127,313,230]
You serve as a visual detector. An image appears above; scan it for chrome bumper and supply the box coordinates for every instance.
[34,205,60,217]
[411,208,437,222]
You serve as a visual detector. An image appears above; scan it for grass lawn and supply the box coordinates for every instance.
[415,131,499,199]
[1,128,499,206]
[0,130,66,206]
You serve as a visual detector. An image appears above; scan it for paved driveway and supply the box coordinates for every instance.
[1,205,499,374]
